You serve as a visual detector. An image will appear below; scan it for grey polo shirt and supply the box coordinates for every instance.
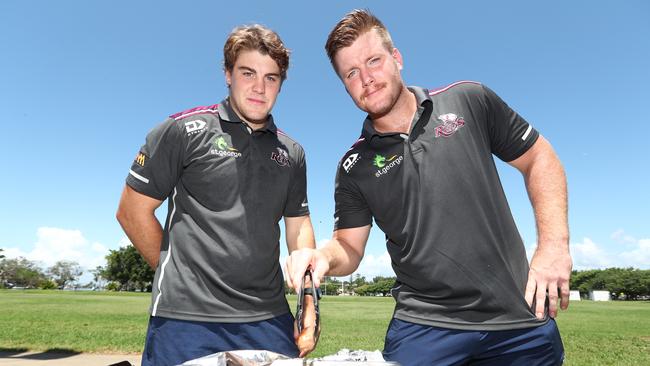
[334,82,544,330]
[126,98,309,322]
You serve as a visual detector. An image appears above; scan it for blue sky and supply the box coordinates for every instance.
[1,1,648,283]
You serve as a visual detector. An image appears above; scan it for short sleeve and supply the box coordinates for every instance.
[125,118,184,200]
[333,164,372,230]
[283,144,309,217]
[482,85,539,162]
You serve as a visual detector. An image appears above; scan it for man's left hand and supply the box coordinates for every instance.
[525,246,572,319]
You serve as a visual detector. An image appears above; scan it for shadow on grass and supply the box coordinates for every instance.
[0,348,81,360]
[0,348,28,357]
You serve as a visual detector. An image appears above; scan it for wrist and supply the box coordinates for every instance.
[537,235,569,248]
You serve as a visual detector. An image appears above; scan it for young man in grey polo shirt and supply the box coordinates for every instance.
[286,10,571,365]
[117,25,316,366]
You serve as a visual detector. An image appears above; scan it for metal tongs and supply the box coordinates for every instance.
[295,268,321,337]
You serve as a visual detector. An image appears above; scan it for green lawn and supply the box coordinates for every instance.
[0,290,648,364]
[0,290,149,353]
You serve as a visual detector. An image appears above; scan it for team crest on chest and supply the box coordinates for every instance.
[434,113,465,138]
[271,147,291,167]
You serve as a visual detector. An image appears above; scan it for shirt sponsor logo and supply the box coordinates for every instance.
[134,152,147,167]
[342,153,360,173]
[373,154,402,177]
[434,113,465,138]
[211,135,241,158]
[185,120,207,135]
[271,147,291,167]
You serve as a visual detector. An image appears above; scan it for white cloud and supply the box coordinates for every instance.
[570,236,650,270]
[619,238,650,269]
[353,251,395,279]
[611,229,637,245]
[316,238,330,248]
[2,227,110,273]
[118,236,132,248]
[571,238,612,269]
[92,242,107,253]
[3,247,28,259]
[526,235,650,270]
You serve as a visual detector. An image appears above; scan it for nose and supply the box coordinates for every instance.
[252,77,265,94]
[361,69,374,87]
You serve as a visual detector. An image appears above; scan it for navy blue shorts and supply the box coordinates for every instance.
[141,313,298,366]
[383,318,564,366]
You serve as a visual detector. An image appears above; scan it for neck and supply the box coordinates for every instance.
[227,97,268,131]
[371,86,417,134]
[243,119,268,131]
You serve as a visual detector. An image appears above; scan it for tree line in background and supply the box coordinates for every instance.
[2,246,650,299]
[285,274,397,297]
[570,268,650,300]
[100,245,154,291]
[0,245,153,291]
[0,255,83,289]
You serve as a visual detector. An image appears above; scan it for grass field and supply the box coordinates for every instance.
[0,290,648,364]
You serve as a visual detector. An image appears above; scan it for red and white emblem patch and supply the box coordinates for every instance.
[434,113,465,138]
[271,147,291,167]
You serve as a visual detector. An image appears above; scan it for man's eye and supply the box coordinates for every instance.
[368,57,380,66]
[347,70,358,79]
[266,76,278,82]
[243,72,254,78]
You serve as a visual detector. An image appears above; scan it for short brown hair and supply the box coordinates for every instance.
[325,9,394,67]
[223,24,290,81]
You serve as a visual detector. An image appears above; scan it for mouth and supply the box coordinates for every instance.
[247,97,266,106]
[363,84,385,100]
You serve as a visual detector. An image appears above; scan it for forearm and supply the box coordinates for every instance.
[286,216,316,253]
[125,219,162,269]
[320,238,363,276]
[116,208,163,269]
[511,138,572,317]
[286,225,369,290]
[521,139,569,249]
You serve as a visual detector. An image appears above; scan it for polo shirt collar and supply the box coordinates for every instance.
[217,98,278,134]
[361,86,431,139]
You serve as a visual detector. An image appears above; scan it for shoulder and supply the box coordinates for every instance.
[169,103,220,121]
[164,103,222,136]
[276,128,305,155]
[428,80,485,99]
[426,81,503,114]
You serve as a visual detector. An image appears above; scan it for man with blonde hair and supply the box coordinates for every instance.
[118,24,316,365]
[287,9,570,365]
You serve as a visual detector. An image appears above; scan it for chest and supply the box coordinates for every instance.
[351,111,494,224]
[181,126,294,210]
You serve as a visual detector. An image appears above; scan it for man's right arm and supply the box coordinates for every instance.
[116,185,165,269]
[286,225,370,290]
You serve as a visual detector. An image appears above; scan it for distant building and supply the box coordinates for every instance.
[589,290,611,301]
[569,290,581,301]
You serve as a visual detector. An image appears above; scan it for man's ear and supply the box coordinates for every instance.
[225,69,232,87]
[392,48,404,70]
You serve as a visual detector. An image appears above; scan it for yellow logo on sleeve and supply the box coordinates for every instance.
[135,152,146,166]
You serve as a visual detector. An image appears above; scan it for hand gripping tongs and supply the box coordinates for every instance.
[295,268,322,338]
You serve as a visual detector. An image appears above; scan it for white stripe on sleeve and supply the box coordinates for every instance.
[522,125,533,141]
[129,169,150,184]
